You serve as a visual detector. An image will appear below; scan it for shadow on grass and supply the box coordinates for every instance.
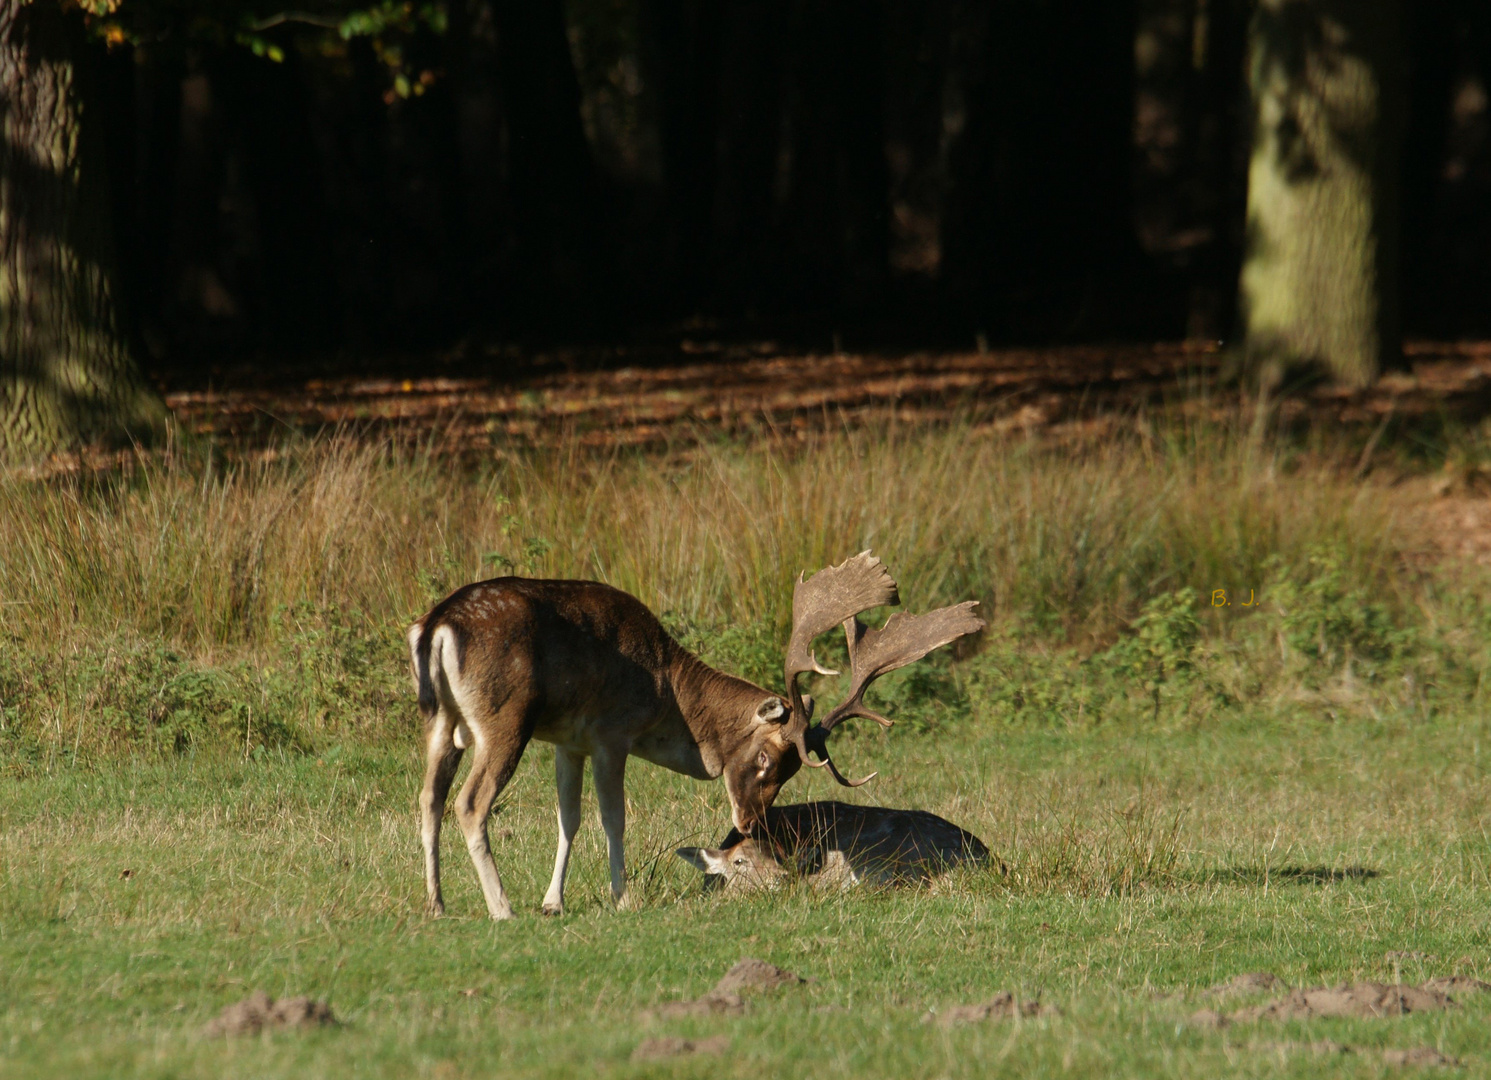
[1203,865,1381,887]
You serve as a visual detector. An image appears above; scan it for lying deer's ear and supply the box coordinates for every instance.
[675,847,728,874]
[754,698,787,723]
[800,694,815,721]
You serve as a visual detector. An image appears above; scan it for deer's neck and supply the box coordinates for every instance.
[666,649,771,777]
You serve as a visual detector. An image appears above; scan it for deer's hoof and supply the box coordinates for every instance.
[614,891,638,912]
[541,903,563,917]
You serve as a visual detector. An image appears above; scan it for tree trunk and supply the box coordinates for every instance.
[489,0,604,309]
[943,0,1136,335]
[1239,0,1405,389]
[712,0,784,308]
[643,0,723,303]
[0,3,166,458]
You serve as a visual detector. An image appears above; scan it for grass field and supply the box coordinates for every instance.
[3,417,1491,1077]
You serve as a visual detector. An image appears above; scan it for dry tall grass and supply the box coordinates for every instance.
[0,419,1401,652]
[0,418,1425,759]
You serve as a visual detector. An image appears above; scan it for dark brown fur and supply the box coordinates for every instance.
[680,801,993,890]
[408,577,802,918]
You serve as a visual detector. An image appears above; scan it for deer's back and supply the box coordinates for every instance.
[413,577,683,738]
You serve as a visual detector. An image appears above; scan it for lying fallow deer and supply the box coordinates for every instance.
[407,551,983,918]
[677,801,993,891]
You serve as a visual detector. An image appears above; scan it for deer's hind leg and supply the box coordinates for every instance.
[451,697,535,921]
[541,747,584,916]
[419,718,465,916]
[591,743,632,909]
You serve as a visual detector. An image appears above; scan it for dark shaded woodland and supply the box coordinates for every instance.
[36,1,1491,367]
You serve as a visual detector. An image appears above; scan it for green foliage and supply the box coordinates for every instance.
[3,427,1491,1077]
[0,602,411,767]
[966,593,1212,729]
[80,0,451,99]
[0,422,1466,759]
[1103,588,1202,697]
[6,688,1491,1077]
[661,613,784,692]
[1267,545,1410,676]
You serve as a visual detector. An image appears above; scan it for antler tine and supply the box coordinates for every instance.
[819,601,986,733]
[804,726,877,787]
[781,551,900,768]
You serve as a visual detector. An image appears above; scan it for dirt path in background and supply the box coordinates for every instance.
[32,340,1491,569]
[158,340,1491,452]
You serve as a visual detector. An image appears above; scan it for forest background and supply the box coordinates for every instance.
[5,5,1491,1076]
[2,0,1491,455]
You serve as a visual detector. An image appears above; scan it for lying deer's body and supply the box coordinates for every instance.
[679,801,992,890]
[407,554,982,919]
[408,578,803,918]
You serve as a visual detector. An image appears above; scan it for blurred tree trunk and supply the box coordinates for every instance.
[488,0,604,307]
[407,7,474,332]
[943,0,1136,334]
[0,3,166,458]
[128,43,185,358]
[781,0,888,307]
[713,0,784,307]
[215,41,341,350]
[1186,0,1250,340]
[1239,0,1405,388]
[643,0,723,302]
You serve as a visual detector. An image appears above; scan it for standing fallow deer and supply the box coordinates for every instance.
[406,551,983,919]
[676,801,993,891]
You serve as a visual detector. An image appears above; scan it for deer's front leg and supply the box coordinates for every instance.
[590,744,632,909]
[541,747,584,915]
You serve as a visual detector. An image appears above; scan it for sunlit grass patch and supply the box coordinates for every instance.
[1,418,1489,1077]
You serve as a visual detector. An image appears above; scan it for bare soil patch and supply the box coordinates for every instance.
[1382,1047,1462,1067]
[152,341,1491,455]
[1205,972,1285,1000]
[713,957,807,995]
[1423,977,1491,995]
[201,992,336,1036]
[923,992,1060,1027]
[645,957,806,1020]
[1236,983,1456,1022]
[1250,1041,1459,1068]
[631,1034,730,1061]
[1193,977,1489,1028]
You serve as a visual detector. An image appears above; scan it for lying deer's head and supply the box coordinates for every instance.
[726,552,984,834]
[676,838,789,891]
[676,839,854,892]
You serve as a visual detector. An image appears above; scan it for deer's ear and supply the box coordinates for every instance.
[754,698,787,723]
[676,847,728,874]
[800,694,815,721]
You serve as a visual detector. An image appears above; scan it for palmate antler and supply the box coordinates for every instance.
[781,552,984,786]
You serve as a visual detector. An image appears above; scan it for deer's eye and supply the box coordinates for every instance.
[733,858,747,866]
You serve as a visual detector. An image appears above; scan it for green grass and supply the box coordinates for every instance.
[4,713,1491,1078]
[2,419,1491,1076]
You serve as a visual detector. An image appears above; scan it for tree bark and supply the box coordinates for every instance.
[0,3,166,458]
[1239,0,1405,389]
[643,0,723,301]
[942,0,1136,334]
[488,0,604,307]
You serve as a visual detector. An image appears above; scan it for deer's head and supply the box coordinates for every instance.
[676,839,855,892]
[676,837,789,891]
[727,551,984,834]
